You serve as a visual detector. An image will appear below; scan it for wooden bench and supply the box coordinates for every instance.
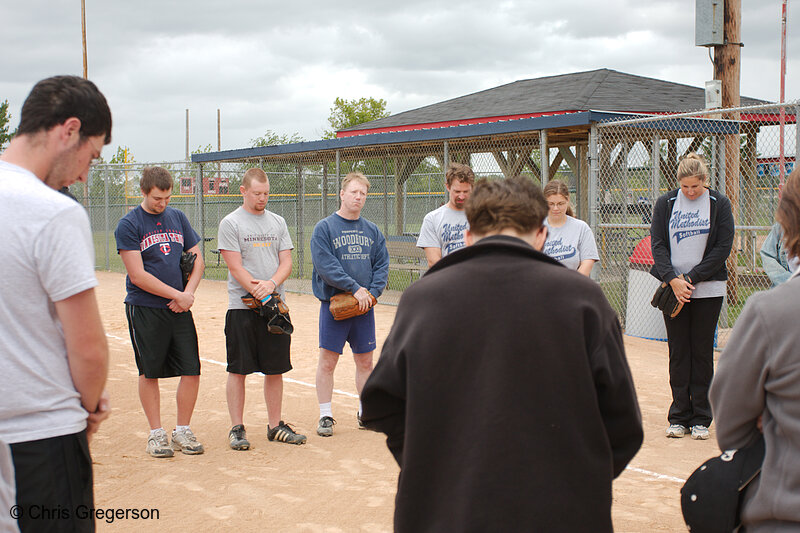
[386,237,428,281]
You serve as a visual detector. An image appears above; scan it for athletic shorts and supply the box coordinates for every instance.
[318,301,376,354]
[225,309,292,375]
[10,430,94,532]
[125,304,201,379]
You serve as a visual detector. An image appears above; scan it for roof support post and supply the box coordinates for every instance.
[540,130,549,185]
[650,135,661,203]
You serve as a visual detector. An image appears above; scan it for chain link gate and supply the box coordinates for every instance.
[594,102,798,348]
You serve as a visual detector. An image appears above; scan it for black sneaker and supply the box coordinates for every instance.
[317,416,336,437]
[267,421,307,445]
[357,413,365,430]
[229,424,250,450]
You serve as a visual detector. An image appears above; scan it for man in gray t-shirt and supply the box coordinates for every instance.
[217,168,306,449]
[0,75,111,531]
[416,163,475,268]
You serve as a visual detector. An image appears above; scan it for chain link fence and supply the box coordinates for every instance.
[595,102,798,348]
[74,102,797,336]
[77,133,579,304]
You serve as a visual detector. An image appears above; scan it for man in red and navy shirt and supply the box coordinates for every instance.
[115,166,206,459]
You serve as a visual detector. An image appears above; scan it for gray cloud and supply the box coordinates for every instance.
[1,1,796,161]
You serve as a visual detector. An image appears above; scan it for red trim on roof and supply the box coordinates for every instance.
[335,111,584,138]
[741,113,797,123]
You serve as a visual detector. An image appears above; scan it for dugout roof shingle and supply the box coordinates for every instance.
[338,68,770,136]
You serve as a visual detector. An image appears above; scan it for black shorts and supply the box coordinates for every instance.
[126,304,201,379]
[225,309,292,375]
[10,430,94,532]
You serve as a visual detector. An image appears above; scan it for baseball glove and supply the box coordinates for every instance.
[651,275,689,319]
[329,292,377,321]
[241,292,294,335]
[180,251,196,288]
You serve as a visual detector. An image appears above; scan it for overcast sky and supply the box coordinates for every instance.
[1,1,797,162]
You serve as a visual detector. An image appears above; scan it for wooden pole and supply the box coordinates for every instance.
[714,0,741,305]
[81,0,88,78]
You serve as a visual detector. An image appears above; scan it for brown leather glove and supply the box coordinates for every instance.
[329,292,377,321]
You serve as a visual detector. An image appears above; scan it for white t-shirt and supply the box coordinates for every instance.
[0,161,97,444]
[669,190,725,298]
[543,216,600,270]
[416,204,469,257]
[217,206,294,309]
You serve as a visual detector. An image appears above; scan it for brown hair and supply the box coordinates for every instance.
[466,176,548,236]
[242,168,268,189]
[542,179,575,217]
[341,172,370,191]
[18,75,112,144]
[140,166,173,193]
[677,152,710,183]
[445,162,475,187]
[777,166,800,259]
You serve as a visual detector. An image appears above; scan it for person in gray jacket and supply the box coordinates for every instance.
[709,166,800,531]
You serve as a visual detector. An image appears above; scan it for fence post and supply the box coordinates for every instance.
[103,167,110,270]
[383,158,389,236]
[335,150,341,195]
[322,164,328,217]
[296,164,305,279]
[197,164,206,260]
[588,124,599,236]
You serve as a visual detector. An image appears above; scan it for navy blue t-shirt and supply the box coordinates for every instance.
[114,205,200,308]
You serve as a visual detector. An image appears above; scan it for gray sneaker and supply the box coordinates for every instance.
[171,428,205,455]
[691,425,710,440]
[229,424,250,451]
[317,416,336,437]
[666,424,687,438]
[146,429,174,458]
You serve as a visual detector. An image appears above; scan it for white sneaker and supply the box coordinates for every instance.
[691,425,710,440]
[666,424,687,438]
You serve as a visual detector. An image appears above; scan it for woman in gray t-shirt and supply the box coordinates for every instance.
[650,153,734,442]
[542,180,599,276]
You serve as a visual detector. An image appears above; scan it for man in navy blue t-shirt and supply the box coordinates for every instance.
[115,166,206,458]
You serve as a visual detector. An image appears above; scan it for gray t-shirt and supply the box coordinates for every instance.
[0,161,97,444]
[218,206,294,309]
[416,204,469,256]
[543,216,600,270]
[669,190,725,298]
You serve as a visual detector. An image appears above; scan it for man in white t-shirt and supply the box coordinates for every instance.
[416,163,475,267]
[0,75,111,532]
[218,168,307,449]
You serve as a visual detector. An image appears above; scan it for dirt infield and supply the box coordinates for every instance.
[90,270,720,532]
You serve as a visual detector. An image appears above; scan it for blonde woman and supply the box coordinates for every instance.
[542,180,599,276]
[650,153,734,441]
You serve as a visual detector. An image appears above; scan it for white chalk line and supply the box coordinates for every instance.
[106,334,684,481]
[625,465,686,484]
[105,333,359,399]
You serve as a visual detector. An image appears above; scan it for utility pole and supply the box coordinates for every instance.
[714,0,741,304]
[81,0,88,78]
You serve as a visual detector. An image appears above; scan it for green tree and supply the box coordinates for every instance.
[250,130,304,147]
[323,97,389,139]
[0,99,18,151]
